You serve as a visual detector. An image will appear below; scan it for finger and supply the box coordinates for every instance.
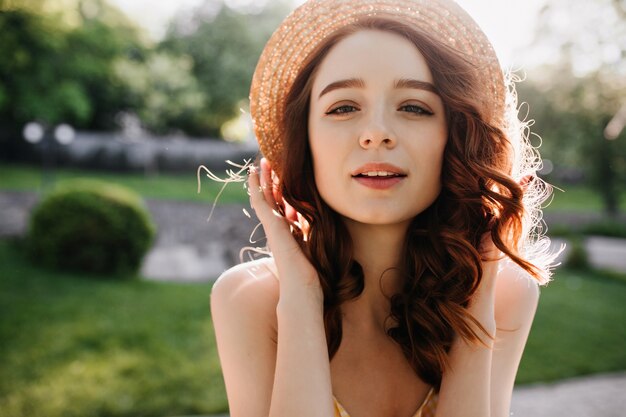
[259,158,276,207]
[270,164,282,203]
[248,165,271,216]
[249,165,301,255]
[248,165,263,206]
[249,164,286,230]
[260,158,281,202]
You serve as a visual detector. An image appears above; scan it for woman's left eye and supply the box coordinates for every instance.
[399,104,433,115]
[326,105,358,115]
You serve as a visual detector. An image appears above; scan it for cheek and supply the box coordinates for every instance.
[407,128,447,185]
[308,116,351,171]
[308,124,334,194]
[427,123,448,159]
[407,124,447,156]
[308,131,352,210]
[309,139,337,193]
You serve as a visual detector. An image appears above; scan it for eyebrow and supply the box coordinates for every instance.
[318,77,439,99]
[394,78,439,95]
[318,78,365,98]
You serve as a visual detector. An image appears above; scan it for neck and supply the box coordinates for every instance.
[341,219,410,333]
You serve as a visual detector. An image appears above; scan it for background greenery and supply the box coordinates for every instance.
[1,240,625,417]
[1,0,624,211]
[1,0,625,416]
[0,0,290,137]
[0,163,249,204]
[26,179,156,275]
[0,240,225,417]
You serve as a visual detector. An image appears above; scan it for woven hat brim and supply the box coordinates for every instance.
[250,0,505,172]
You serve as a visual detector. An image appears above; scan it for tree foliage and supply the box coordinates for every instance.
[113,52,206,135]
[516,0,626,213]
[159,0,290,136]
[0,0,290,139]
[0,0,145,129]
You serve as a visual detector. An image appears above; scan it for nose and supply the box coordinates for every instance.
[358,112,396,149]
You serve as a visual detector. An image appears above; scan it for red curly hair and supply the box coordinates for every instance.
[274,17,553,388]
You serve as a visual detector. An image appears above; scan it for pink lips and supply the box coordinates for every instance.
[351,162,407,190]
[354,176,404,189]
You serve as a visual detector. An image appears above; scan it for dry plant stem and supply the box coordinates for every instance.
[196,159,251,223]
[436,260,498,417]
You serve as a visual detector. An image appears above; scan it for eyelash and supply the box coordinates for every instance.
[399,104,433,116]
[325,104,433,116]
[326,105,358,115]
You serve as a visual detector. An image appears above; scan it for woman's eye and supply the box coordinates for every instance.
[326,105,358,115]
[399,104,433,115]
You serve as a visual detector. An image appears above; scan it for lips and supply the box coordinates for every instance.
[351,162,407,177]
[352,162,406,190]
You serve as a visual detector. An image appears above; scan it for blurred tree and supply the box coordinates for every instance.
[0,0,145,130]
[113,52,206,135]
[159,0,290,137]
[516,0,625,215]
[524,0,625,76]
[0,8,89,126]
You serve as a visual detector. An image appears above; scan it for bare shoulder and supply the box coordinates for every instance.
[210,257,280,333]
[210,258,281,416]
[494,259,540,330]
[212,256,280,299]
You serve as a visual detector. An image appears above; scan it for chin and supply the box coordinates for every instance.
[340,209,419,228]
[321,192,440,227]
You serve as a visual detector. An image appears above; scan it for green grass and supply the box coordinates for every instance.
[516,267,626,383]
[2,163,625,211]
[0,163,248,204]
[543,182,625,213]
[0,240,625,417]
[0,240,227,417]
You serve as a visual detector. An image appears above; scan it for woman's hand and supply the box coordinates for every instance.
[248,158,322,294]
[473,173,532,307]
[465,233,502,338]
[477,233,502,293]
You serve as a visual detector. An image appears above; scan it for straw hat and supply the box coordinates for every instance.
[250,0,505,173]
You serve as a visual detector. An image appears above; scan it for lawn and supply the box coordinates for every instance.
[543,182,626,213]
[517,268,626,383]
[0,240,226,417]
[0,163,248,204]
[2,163,626,212]
[0,240,625,417]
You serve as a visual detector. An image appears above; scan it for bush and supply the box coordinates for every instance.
[27,180,156,276]
[565,236,590,270]
[581,219,626,239]
[547,218,626,239]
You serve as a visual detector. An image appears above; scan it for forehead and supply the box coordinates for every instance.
[312,29,434,91]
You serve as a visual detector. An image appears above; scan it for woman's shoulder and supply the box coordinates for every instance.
[210,257,280,327]
[494,258,540,329]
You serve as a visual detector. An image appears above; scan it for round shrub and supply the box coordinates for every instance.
[565,236,590,270]
[27,179,156,276]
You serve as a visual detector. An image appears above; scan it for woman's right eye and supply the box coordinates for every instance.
[326,105,358,115]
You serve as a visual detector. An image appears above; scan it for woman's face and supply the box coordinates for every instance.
[308,29,448,227]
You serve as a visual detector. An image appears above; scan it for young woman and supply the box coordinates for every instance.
[210,1,556,416]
